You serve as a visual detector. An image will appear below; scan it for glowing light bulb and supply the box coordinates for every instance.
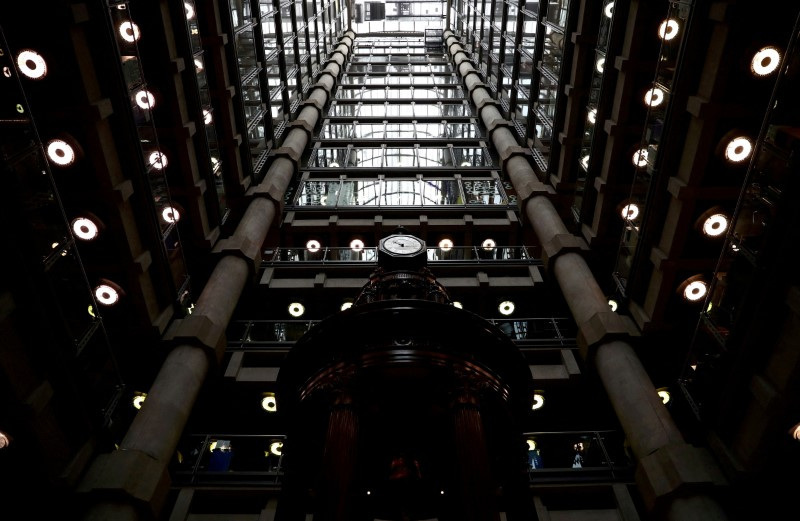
[498,300,515,315]
[683,280,707,302]
[119,21,141,43]
[702,213,728,237]
[16,49,47,79]
[288,302,305,317]
[724,136,752,163]
[644,87,665,107]
[72,217,99,241]
[658,19,679,41]
[162,206,180,223]
[135,89,156,110]
[751,46,781,76]
[95,284,120,306]
[46,139,76,166]
[621,203,640,220]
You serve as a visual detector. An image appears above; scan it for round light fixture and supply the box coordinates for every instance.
[452,301,463,309]
[595,57,605,73]
[791,422,800,441]
[644,87,665,107]
[184,1,195,19]
[702,213,728,237]
[621,203,640,221]
[683,280,707,302]
[498,300,515,316]
[632,148,648,168]
[72,217,99,241]
[46,139,76,166]
[288,302,305,317]
[751,46,781,77]
[526,439,537,451]
[16,49,47,80]
[481,238,496,250]
[580,155,590,170]
[604,1,614,18]
[149,151,168,170]
[350,238,365,252]
[531,393,545,410]
[658,19,679,41]
[119,21,141,43]
[162,206,180,223]
[438,238,454,251]
[657,389,670,404]
[724,136,753,163]
[203,109,213,125]
[269,441,283,456]
[587,108,597,124]
[341,301,353,311]
[0,431,9,449]
[261,393,277,412]
[306,239,321,253]
[95,283,121,306]
[329,161,340,167]
[135,89,155,110]
[132,392,147,409]
[194,58,204,71]
[460,160,471,167]
[608,299,618,312]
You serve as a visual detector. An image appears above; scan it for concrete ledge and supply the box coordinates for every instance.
[163,313,228,364]
[77,449,171,518]
[541,233,588,271]
[246,182,285,216]
[577,311,640,361]
[212,235,261,275]
[636,443,728,512]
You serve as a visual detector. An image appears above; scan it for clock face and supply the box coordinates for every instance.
[382,235,425,255]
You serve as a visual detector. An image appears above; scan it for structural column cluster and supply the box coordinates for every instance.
[76,29,356,521]
[443,30,729,521]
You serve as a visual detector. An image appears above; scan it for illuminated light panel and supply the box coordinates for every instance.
[658,19,679,41]
[702,213,728,237]
[644,87,665,107]
[531,393,545,410]
[95,284,120,306]
[595,57,605,73]
[621,203,640,221]
[72,217,99,241]
[119,21,141,43]
[632,148,648,167]
[46,139,76,166]
[498,300,515,316]
[16,49,47,80]
[751,46,781,77]
[261,393,277,412]
[161,206,180,223]
[306,239,321,252]
[724,136,753,163]
[288,302,305,317]
[350,239,365,252]
[149,151,168,170]
[135,89,155,110]
[683,280,707,302]
[132,392,147,409]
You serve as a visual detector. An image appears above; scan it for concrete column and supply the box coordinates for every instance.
[77,29,356,521]
[443,30,729,521]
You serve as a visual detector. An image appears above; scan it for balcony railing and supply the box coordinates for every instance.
[261,246,541,265]
[226,317,577,349]
[169,430,633,486]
